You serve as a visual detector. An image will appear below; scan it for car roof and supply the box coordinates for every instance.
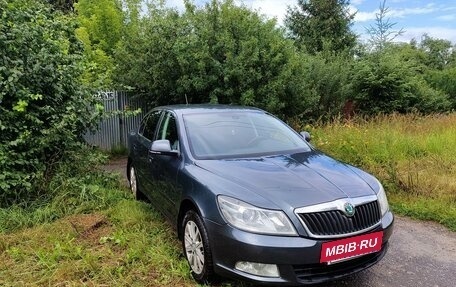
[156,104,265,115]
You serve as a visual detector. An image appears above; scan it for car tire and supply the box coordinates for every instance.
[128,165,144,200]
[182,210,216,284]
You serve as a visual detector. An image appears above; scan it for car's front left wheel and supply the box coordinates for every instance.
[182,210,215,284]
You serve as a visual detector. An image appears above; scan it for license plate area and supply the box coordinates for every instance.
[320,231,383,264]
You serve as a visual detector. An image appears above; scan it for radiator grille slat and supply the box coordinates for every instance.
[298,201,381,237]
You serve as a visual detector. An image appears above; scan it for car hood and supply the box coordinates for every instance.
[194,151,377,211]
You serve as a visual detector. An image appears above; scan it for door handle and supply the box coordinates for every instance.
[148,150,156,162]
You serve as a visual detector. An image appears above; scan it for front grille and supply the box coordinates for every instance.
[293,244,387,284]
[298,201,381,237]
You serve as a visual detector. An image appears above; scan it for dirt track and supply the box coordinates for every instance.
[106,157,456,287]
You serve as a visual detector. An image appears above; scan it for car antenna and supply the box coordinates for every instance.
[185,94,189,105]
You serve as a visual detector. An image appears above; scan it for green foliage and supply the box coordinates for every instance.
[47,0,76,13]
[352,53,413,113]
[419,34,454,70]
[115,0,318,119]
[0,0,96,205]
[311,114,456,231]
[397,35,456,109]
[299,52,354,119]
[285,0,357,54]
[0,147,126,233]
[351,49,451,114]
[75,0,124,88]
[425,67,456,108]
[111,0,455,119]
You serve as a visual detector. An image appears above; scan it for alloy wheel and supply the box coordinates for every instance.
[129,166,137,198]
[184,220,205,274]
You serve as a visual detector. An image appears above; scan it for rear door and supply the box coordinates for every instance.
[134,110,162,190]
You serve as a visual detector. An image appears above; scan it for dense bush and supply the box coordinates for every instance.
[425,67,456,109]
[111,1,455,119]
[351,50,451,114]
[115,0,318,119]
[0,0,95,205]
[299,51,354,119]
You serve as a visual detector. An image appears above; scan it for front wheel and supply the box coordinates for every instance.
[182,210,215,284]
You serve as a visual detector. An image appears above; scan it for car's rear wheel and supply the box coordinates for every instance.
[182,210,215,284]
[129,166,138,197]
[128,165,145,200]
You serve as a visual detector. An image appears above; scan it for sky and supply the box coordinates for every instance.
[164,0,456,44]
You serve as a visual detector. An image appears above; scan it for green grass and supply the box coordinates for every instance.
[0,149,247,286]
[0,145,196,286]
[302,113,456,231]
[0,186,248,286]
[0,199,193,286]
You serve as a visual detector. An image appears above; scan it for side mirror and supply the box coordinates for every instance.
[150,140,179,157]
[300,131,311,142]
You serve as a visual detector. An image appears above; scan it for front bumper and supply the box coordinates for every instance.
[205,211,394,285]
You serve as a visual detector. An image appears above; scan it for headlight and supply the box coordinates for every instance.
[217,195,297,236]
[376,179,389,216]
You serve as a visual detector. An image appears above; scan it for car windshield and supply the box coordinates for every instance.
[183,111,311,159]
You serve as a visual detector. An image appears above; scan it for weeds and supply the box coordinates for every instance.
[311,113,456,231]
[0,201,193,286]
[0,147,127,234]
[0,146,248,286]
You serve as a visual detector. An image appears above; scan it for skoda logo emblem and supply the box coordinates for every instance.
[343,202,355,217]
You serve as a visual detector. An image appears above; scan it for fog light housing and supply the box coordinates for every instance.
[235,261,279,277]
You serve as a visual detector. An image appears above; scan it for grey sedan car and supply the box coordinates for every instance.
[127,105,394,285]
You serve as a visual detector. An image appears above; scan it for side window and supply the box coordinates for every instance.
[157,112,179,151]
[141,111,161,140]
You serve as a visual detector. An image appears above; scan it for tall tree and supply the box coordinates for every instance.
[366,0,404,51]
[285,0,357,54]
[419,34,454,70]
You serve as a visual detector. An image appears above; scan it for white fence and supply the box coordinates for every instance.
[84,91,147,150]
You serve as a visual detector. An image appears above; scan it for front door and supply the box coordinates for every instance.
[146,111,183,221]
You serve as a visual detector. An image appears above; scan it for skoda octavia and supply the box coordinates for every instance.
[127,105,394,285]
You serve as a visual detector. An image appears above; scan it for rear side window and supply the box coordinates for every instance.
[140,110,162,140]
